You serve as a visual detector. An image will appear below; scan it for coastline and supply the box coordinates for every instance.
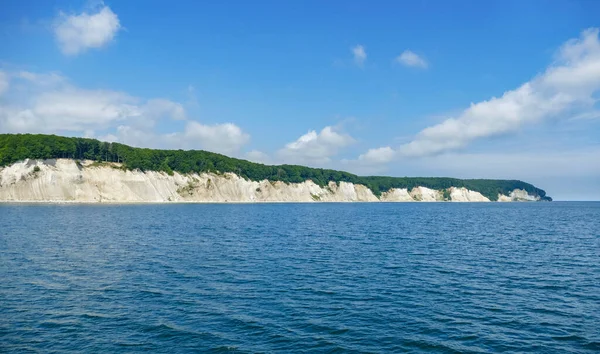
[0,159,548,204]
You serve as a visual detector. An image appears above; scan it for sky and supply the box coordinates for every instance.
[1,0,599,200]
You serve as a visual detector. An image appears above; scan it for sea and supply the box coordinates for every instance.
[1,202,599,353]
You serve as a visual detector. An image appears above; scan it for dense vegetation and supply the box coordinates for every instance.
[0,134,551,201]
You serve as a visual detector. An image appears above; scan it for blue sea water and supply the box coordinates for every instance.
[1,202,599,353]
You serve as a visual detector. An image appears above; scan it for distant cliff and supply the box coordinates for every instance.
[0,159,548,203]
[0,134,551,202]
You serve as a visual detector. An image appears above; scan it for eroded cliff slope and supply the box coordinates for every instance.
[0,159,544,203]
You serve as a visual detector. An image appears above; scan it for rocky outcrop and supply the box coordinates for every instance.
[497,189,541,202]
[380,188,414,202]
[0,159,543,203]
[410,186,442,201]
[449,187,490,202]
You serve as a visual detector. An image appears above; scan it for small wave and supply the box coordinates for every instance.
[208,345,240,353]
[138,288,166,297]
[291,286,338,296]
[329,328,350,335]
[535,284,568,290]
[81,312,111,320]
[142,323,178,333]
[141,322,215,342]
[38,320,79,328]
[402,339,464,353]
[583,341,600,350]
[115,342,151,347]
[552,334,587,342]
[450,334,479,341]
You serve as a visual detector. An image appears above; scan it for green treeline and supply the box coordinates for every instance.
[0,134,551,201]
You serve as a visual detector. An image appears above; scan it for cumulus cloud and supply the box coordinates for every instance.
[54,4,121,55]
[0,70,251,155]
[358,146,395,164]
[359,28,600,163]
[181,121,249,154]
[0,73,141,133]
[352,45,367,66]
[278,126,355,164]
[396,50,428,68]
[104,122,249,155]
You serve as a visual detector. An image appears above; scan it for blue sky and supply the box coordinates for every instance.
[1,0,599,200]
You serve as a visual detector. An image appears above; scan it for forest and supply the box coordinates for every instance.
[0,134,551,201]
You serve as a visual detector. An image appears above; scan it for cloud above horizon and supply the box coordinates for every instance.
[278,126,355,165]
[359,28,600,164]
[181,121,250,154]
[54,4,121,55]
[396,50,428,69]
[0,70,250,155]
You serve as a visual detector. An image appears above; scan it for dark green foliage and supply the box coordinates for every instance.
[442,189,451,201]
[0,134,552,201]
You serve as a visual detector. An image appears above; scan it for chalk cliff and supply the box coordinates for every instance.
[0,159,543,203]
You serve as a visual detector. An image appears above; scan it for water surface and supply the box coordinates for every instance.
[1,202,599,352]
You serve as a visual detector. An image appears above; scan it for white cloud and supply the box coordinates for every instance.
[0,72,143,133]
[1,70,190,134]
[35,89,140,131]
[102,123,249,155]
[54,4,121,55]
[181,121,249,154]
[0,71,9,96]
[352,45,367,66]
[0,69,251,155]
[358,146,395,164]
[279,126,355,164]
[396,50,428,68]
[359,28,600,163]
[0,78,141,133]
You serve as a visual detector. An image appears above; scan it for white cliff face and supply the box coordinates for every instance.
[498,189,541,202]
[510,189,540,201]
[380,188,414,202]
[321,181,379,202]
[449,187,490,202]
[0,159,379,203]
[0,159,187,202]
[0,159,541,203]
[410,186,442,202]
